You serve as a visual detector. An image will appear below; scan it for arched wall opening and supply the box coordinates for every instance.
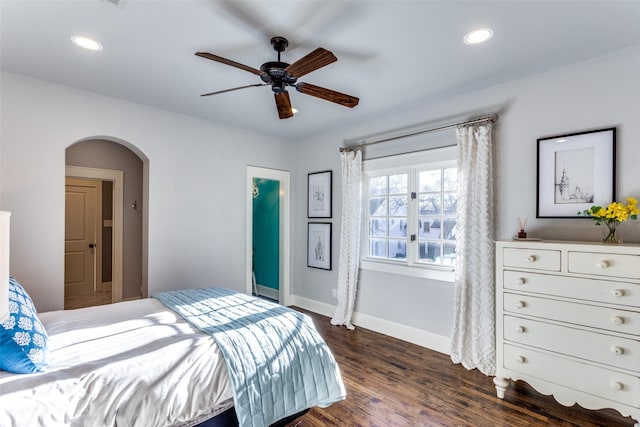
[64,136,149,306]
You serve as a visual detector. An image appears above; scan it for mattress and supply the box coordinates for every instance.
[0,298,233,427]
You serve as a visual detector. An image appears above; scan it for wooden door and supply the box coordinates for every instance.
[65,178,100,296]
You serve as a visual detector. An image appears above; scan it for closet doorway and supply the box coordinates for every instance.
[246,166,290,305]
[64,166,124,309]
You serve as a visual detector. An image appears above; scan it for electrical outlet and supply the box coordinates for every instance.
[331,288,337,298]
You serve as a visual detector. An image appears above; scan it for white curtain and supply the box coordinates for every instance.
[450,123,496,376]
[331,150,362,330]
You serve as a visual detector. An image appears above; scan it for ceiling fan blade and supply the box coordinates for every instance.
[201,84,268,97]
[274,91,294,119]
[285,48,337,78]
[195,52,262,76]
[216,1,276,46]
[295,82,359,108]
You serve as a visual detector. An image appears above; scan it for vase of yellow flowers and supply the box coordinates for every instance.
[578,197,639,243]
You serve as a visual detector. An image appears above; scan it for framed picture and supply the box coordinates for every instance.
[308,170,332,218]
[537,127,616,218]
[307,222,332,270]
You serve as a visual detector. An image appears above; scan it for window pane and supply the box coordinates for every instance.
[419,170,441,192]
[443,168,457,191]
[369,176,387,196]
[369,218,387,236]
[370,239,387,258]
[369,197,387,216]
[419,242,441,262]
[442,243,456,265]
[418,218,441,239]
[419,195,441,215]
[389,174,407,194]
[442,219,457,240]
[388,239,406,259]
[443,193,457,215]
[389,218,407,237]
[389,196,407,216]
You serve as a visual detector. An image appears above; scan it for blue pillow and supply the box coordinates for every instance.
[0,277,49,373]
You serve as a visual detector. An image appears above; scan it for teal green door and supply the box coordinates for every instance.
[252,178,280,296]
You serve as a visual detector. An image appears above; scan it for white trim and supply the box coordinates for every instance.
[0,212,10,322]
[65,165,124,303]
[360,259,455,282]
[291,295,451,355]
[246,166,291,306]
[254,284,279,301]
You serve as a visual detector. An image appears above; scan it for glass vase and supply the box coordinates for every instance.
[602,221,621,244]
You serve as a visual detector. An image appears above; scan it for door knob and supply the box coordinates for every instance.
[89,243,96,249]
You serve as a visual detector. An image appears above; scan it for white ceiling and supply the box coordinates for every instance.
[2,1,640,140]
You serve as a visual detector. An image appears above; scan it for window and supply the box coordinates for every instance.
[362,147,457,280]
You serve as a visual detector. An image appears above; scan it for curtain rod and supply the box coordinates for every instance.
[339,115,497,152]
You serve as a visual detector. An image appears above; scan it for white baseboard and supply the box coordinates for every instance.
[290,295,451,355]
[255,284,278,301]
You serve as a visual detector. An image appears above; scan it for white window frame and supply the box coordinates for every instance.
[361,146,457,282]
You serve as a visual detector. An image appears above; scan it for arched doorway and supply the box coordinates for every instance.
[64,138,148,309]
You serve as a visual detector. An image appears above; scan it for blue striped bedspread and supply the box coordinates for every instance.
[153,288,345,427]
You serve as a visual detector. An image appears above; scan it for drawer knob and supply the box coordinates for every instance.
[515,356,526,364]
[526,255,536,263]
[515,301,526,309]
[611,289,625,297]
[611,316,625,325]
[516,325,526,333]
[597,260,609,269]
[611,346,624,355]
[610,380,624,391]
[515,277,526,285]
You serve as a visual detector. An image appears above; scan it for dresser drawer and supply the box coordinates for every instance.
[504,315,640,372]
[503,293,640,336]
[503,344,640,408]
[569,251,640,280]
[503,270,640,307]
[502,247,561,271]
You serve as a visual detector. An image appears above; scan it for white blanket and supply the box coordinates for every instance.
[0,298,233,427]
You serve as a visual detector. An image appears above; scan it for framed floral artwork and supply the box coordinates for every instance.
[536,127,616,218]
[308,170,332,218]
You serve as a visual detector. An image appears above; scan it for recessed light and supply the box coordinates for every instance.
[71,35,103,51]
[463,28,494,45]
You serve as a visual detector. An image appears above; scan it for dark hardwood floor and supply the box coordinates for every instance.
[64,290,112,310]
[289,308,635,427]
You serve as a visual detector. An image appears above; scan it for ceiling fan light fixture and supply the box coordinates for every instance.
[71,35,103,51]
[463,28,494,45]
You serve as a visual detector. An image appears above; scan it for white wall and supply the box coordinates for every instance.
[2,45,639,351]
[0,72,292,311]
[290,46,640,350]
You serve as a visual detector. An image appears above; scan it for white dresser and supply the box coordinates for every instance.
[494,240,640,426]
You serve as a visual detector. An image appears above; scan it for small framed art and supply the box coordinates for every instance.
[536,127,615,218]
[307,222,331,270]
[308,170,332,218]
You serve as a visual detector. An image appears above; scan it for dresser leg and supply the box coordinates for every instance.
[494,377,509,399]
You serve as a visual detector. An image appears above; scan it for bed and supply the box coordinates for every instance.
[0,280,345,427]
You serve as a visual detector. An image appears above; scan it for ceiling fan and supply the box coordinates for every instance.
[195,36,359,119]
